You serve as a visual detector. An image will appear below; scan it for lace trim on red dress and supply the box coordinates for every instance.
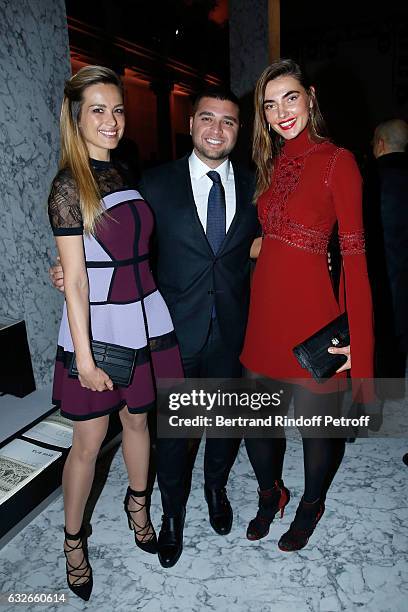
[323,147,346,186]
[259,155,305,235]
[260,145,332,254]
[267,220,330,254]
[339,230,366,255]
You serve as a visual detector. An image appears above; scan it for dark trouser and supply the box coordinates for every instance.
[244,383,346,502]
[156,318,242,516]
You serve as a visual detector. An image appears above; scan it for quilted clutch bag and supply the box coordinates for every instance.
[69,340,137,387]
[293,313,349,383]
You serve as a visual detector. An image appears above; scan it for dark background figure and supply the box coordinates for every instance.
[364,119,408,398]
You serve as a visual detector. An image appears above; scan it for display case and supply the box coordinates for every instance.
[0,388,121,548]
[0,318,36,398]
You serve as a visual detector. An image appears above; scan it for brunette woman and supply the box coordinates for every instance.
[241,59,374,551]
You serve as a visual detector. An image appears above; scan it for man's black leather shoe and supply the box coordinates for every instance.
[157,509,186,568]
[204,486,233,535]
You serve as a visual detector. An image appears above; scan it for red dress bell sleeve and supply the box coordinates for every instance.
[328,149,375,398]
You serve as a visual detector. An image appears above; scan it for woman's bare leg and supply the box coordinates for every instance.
[63,416,109,582]
[120,408,153,540]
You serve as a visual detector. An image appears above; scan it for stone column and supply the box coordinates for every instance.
[228,0,280,162]
[229,0,280,97]
[0,0,71,387]
[150,80,174,162]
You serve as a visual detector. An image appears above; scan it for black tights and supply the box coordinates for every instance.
[244,383,346,502]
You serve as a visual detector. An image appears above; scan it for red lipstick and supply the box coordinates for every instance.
[279,117,297,130]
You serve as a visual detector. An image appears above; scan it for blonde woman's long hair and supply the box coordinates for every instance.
[59,65,123,234]
[253,58,328,202]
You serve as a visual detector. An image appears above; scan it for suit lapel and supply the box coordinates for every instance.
[217,162,247,253]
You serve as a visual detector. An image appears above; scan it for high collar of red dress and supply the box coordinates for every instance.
[282,126,317,158]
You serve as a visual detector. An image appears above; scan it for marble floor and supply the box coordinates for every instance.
[0,431,407,612]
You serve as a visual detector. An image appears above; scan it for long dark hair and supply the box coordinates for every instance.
[253,58,328,201]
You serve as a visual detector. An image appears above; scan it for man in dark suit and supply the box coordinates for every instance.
[139,88,260,567]
[372,118,408,357]
[364,119,408,391]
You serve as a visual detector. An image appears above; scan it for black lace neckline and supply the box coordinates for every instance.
[90,158,113,171]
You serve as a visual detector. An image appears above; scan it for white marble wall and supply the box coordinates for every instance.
[229,0,270,97]
[0,0,71,387]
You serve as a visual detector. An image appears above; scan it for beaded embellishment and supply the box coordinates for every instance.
[259,155,305,236]
[260,144,331,254]
[339,230,366,255]
[260,144,365,256]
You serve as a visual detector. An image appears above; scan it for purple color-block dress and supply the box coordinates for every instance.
[48,159,183,420]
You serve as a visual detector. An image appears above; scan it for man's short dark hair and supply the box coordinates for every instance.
[192,87,240,114]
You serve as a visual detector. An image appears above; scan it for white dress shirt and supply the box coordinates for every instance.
[188,151,236,232]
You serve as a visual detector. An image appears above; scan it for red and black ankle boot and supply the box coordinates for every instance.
[278,496,325,552]
[246,479,290,541]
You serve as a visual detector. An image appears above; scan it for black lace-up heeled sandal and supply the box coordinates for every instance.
[63,526,93,601]
[123,486,158,554]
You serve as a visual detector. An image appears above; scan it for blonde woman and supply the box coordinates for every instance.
[48,66,183,599]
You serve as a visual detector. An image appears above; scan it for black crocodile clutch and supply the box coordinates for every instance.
[293,313,349,383]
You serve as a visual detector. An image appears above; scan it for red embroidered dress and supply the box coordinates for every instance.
[240,128,374,384]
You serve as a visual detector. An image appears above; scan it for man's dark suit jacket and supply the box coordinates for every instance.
[377,152,408,352]
[139,155,259,359]
[364,152,408,387]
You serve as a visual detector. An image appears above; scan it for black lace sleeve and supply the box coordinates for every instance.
[48,169,83,236]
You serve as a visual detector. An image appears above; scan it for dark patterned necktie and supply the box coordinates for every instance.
[206,170,226,254]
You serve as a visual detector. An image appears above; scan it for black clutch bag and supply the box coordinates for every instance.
[293,313,349,383]
[69,340,137,387]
